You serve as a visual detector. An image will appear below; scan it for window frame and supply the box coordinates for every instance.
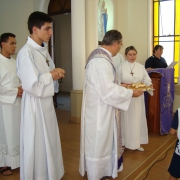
[153,0,180,83]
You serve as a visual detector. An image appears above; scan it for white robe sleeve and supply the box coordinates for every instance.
[0,85,18,104]
[87,59,133,111]
[112,53,125,84]
[48,53,59,93]
[142,65,153,96]
[17,51,54,98]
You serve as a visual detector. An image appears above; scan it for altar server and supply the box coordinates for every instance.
[16,11,65,180]
[0,33,22,176]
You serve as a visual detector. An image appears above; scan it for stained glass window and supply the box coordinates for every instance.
[153,0,180,82]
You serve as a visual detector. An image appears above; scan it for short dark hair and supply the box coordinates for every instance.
[0,33,16,48]
[153,45,163,53]
[125,46,137,55]
[101,30,122,46]
[28,11,53,34]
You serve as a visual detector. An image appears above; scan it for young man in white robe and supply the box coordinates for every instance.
[79,30,143,180]
[16,11,65,180]
[0,33,23,176]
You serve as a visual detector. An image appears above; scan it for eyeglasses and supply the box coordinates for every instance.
[117,41,124,48]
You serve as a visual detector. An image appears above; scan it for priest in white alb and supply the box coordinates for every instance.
[16,12,65,180]
[0,33,22,176]
[79,30,143,180]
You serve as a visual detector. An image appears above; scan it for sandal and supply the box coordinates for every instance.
[0,167,13,176]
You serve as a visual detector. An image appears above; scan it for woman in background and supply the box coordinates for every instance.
[145,45,167,69]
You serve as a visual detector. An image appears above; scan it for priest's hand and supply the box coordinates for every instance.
[17,86,23,97]
[132,89,143,97]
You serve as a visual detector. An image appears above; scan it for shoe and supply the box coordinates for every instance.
[100,176,111,180]
[137,147,144,151]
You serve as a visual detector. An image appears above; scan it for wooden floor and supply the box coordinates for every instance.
[0,109,177,180]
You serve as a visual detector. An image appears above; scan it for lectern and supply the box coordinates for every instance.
[146,68,174,134]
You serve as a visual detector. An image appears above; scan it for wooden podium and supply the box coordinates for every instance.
[147,73,162,134]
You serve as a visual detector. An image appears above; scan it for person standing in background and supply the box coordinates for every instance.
[0,33,22,176]
[145,45,168,69]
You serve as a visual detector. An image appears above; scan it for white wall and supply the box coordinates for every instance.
[115,0,150,65]
[0,0,33,54]
[0,0,50,56]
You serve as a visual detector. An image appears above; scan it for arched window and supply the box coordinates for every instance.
[153,0,180,82]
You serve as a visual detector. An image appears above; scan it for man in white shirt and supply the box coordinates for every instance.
[0,33,22,176]
[16,11,65,180]
[79,30,143,180]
